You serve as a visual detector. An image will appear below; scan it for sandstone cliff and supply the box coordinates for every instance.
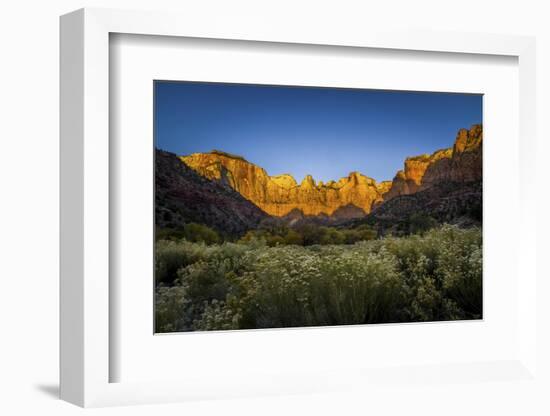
[179,124,482,218]
[181,151,388,217]
[383,124,482,200]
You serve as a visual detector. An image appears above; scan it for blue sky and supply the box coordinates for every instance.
[155,81,482,183]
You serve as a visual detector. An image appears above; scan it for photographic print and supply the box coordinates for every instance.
[154,81,482,333]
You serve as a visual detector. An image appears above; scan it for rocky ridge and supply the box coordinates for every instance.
[178,124,482,219]
[155,149,268,235]
[181,151,389,217]
[383,124,482,201]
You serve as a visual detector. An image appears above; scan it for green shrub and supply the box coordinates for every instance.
[155,225,482,332]
[407,213,438,235]
[238,223,378,247]
[155,226,187,242]
[155,285,190,332]
[155,240,206,285]
[283,229,303,245]
[183,223,220,244]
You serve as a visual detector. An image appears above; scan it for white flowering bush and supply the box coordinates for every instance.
[155,225,482,332]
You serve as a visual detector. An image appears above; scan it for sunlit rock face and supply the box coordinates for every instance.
[384,124,482,200]
[181,151,386,217]
[180,125,482,217]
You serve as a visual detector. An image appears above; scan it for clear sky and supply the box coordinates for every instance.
[155,81,482,183]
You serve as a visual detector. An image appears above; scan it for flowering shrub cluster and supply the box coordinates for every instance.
[155,225,482,332]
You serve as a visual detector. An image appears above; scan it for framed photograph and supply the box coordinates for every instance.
[60,8,538,408]
[153,81,484,334]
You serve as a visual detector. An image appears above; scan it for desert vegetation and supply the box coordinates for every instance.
[155,224,482,332]
[154,125,483,332]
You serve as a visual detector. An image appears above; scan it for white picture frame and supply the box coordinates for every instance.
[60,7,538,408]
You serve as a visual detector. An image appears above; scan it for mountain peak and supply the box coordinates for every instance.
[300,174,316,189]
[210,149,248,162]
[453,124,482,154]
[384,124,482,200]
[271,174,297,189]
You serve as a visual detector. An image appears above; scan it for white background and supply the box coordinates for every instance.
[1,1,549,415]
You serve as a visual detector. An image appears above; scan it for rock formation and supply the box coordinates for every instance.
[177,124,482,219]
[366,124,483,228]
[383,124,482,200]
[155,149,268,235]
[181,151,388,217]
